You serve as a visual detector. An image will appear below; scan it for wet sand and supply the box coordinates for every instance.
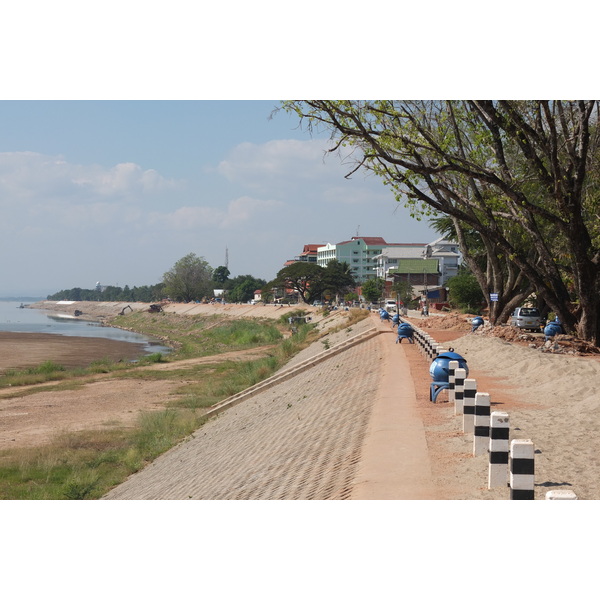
[0,331,147,372]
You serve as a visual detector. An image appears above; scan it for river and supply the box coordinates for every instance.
[0,300,170,357]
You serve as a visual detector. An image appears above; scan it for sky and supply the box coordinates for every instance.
[0,100,441,296]
[2,4,595,298]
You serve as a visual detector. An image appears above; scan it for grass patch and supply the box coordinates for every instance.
[0,408,208,500]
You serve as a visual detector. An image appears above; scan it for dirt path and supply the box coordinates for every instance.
[0,346,277,449]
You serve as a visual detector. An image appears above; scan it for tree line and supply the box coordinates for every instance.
[47,253,267,305]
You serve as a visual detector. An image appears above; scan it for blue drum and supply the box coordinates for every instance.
[429,351,468,403]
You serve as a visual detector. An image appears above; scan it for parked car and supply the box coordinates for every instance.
[385,300,397,313]
[510,307,542,331]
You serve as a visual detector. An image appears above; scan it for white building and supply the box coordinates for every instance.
[374,237,460,286]
[317,237,426,283]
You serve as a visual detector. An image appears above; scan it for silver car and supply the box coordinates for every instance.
[510,307,542,331]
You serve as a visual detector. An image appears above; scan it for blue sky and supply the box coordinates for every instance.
[0,100,440,296]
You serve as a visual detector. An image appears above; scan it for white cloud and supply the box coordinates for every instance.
[217,138,340,191]
[0,152,180,204]
[149,196,283,231]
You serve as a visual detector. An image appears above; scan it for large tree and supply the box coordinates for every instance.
[322,259,356,303]
[361,277,385,303]
[283,101,600,344]
[162,253,213,302]
[429,215,534,321]
[272,262,325,304]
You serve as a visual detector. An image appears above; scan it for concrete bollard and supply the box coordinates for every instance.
[546,490,577,500]
[473,392,491,456]
[461,378,475,431]
[460,378,476,418]
[454,368,466,419]
[448,360,458,404]
[488,411,509,488]
[510,439,535,500]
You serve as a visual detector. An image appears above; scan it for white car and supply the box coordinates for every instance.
[510,307,542,331]
[385,300,397,313]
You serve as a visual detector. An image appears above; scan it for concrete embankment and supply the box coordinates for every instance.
[28,300,329,322]
[103,313,435,500]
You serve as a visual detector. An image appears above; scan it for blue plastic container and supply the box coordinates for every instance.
[544,321,562,338]
[429,351,468,383]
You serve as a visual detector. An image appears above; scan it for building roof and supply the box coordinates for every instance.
[376,246,427,259]
[389,258,439,274]
[337,236,388,246]
[299,244,324,256]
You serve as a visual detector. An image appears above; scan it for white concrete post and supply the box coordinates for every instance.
[510,439,535,500]
[461,377,475,432]
[473,392,491,456]
[448,360,458,404]
[454,368,466,420]
[460,378,476,418]
[488,411,509,488]
[546,490,577,500]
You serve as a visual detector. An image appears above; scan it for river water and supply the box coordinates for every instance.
[0,301,170,357]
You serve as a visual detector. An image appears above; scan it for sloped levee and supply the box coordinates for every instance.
[103,334,382,500]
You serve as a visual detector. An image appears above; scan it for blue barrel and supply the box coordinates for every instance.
[544,321,562,338]
[429,351,468,383]
[396,322,414,342]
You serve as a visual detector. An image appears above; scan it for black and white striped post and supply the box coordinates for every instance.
[448,360,458,405]
[488,411,509,488]
[473,392,491,456]
[510,439,535,500]
[454,367,466,418]
[460,378,477,419]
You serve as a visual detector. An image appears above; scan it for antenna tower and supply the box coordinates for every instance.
[225,246,229,269]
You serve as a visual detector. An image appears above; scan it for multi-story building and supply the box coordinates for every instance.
[285,236,460,292]
[317,236,404,283]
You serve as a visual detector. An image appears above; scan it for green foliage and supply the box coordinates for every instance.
[446,270,485,313]
[272,262,325,303]
[212,266,231,285]
[321,259,356,299]
[47,283,165,302]
[361,278,385,303]
[226,275,267,303]
[162,253,214,302]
